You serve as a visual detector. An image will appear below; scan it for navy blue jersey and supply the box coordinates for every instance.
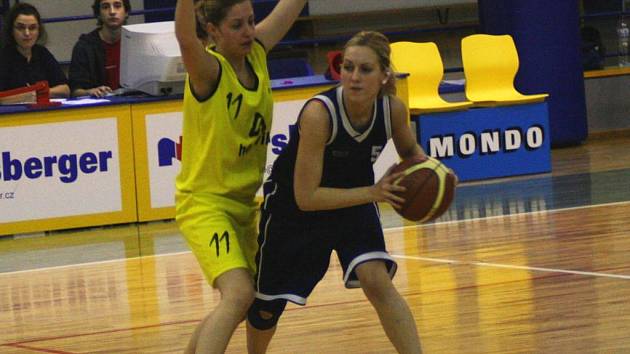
[253,86,398,305]
[268,86,393,215]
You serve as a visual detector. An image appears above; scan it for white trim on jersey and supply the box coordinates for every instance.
[257,181,277,294]
[256,181,309,306]
[336,86,378,143]
[313,94,339,146]
[256,211,273,292]
[262,179,278,211]
[383,95,392,140]
[344,251,398,288]
[373,202,383,227]
[255,291,307,306]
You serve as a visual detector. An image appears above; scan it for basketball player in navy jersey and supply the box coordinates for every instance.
[246,31,425,354]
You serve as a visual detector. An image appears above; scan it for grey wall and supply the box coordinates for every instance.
[32,0,477,62]
[584,74,630,132]
[308,0,475,15]
[29,0,146,62]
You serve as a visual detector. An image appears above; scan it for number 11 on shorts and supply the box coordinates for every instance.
[209,231,230,257]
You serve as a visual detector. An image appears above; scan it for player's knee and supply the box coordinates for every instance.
[222,287,255,314]
[247,298,287,330]
[357,264,393,300]
[216,270,256,310]
[361,278,391,300]
[233,290,256,312]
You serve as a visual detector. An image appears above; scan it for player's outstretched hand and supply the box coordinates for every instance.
[371,164,406,209]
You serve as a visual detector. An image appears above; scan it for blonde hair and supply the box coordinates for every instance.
[343,31,396,96]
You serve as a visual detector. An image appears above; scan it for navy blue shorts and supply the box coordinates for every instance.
[253,180,397,305]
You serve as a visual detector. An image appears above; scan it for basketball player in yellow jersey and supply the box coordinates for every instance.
[174,0,307,353]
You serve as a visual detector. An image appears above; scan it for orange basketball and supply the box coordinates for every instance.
[390,155,457,222]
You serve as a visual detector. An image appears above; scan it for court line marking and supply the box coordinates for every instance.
[0,251,192,277]
[0,294,441,347]
[392,254,630,280]
[385,200,630,233]
[3,343,74,354]
[1,200,629,277]
[2,297,370,347]
[1,260,625,349]
[1,318,200,347]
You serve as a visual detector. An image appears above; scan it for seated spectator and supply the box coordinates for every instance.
[68,0,130,97]
[581,25,605,70]
[0,2,70,98]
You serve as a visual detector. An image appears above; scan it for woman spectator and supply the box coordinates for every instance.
[0,2,69,98]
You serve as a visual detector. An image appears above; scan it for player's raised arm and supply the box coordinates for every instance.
[255,0,307,52]
[175,0,218,97]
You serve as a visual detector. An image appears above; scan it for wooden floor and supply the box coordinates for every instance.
[1,133,630,353]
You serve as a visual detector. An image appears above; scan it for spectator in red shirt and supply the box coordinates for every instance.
[68,0,130,97]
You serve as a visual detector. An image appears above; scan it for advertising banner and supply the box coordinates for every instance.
[0,118,122,223]
[147,112,183,209]
[417,102,551,181]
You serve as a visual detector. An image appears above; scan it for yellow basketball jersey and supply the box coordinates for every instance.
[176,41,273,205]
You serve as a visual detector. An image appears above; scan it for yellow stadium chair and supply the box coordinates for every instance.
[461,34,549,106]
[391,41,472,114]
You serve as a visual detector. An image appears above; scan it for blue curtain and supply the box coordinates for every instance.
[478,0,588,146]
[143,0,175,22]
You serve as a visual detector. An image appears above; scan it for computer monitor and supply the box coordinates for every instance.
[120,21,186,96]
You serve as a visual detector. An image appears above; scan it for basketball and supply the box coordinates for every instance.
[390,155,457,222]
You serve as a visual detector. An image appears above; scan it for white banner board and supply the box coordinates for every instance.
[0,119,122,222]
[146,112,183,209]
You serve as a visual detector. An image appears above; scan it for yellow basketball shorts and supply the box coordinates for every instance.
[176,192,258,287]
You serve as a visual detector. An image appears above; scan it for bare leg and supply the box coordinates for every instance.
[185,268,255,354]
[355,261,422,354]
[246,320,277,354]
[184,313,212,354]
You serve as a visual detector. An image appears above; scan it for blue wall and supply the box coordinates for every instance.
[142,0,305,23]
[478,0,588,147]
[143,0,175,22]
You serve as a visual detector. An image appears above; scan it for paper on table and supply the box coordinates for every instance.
[62,98,111,106]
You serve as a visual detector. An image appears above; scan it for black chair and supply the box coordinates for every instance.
[267,57,314,80]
